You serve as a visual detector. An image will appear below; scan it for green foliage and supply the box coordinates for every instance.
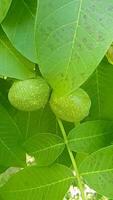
[8,77,50,111]
[23,133,65,166]
[50,88,91,123]
[0,27,35,79]
[0,1,113,200]
[35,0,113,94]
[0,102,26,167]
[83,58,113,120]
[68,120,113,153]
[0,164,74,200]
[0,0,12,23]
[1,0,37,62]
[79,145,113,199]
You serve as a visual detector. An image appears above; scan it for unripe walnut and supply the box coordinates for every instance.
[8,77,50,111]
[106,45,113,65]
[50,88,91,123]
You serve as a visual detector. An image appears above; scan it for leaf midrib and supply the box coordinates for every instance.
[68,130,113,143]
[96,69,101,118]
[29,142,65,154]
[22,0,35,18]
[81,168,113,176]
[3,177,74,193]
[0,137,21,164]
[37,0,77,29]
[64,0,83,78]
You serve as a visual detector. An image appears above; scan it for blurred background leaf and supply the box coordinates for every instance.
[83,58,113,120]
[0,0,12,24]
[2,0,37,63]
[0,97,26,167]
[0,27,35,79]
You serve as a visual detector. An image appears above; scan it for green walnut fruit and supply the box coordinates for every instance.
[8,77,50,111]
[106,44,113,65]
[50,88,91,123]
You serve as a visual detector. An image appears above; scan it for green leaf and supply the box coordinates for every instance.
[75,152,89,167]
[0,0,12,23]
[2,0,37,62]
[83,58,113,120]
[0,167,20,187]
[0,164,74,200]
[0,27,35,79]
[0,166,8,174]
[12,105,60,140]
[56,147,72,167]
[35,0,113,93]
[0,103,26,167]
[23,133,65,166]
[79,145,113,199]
[68,120,113,153]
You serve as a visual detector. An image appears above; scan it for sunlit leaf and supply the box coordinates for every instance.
[23,133,65,166]
[68,120,113,153]
[0,164,74,200]
[35,0,113,94]
[79,145,113,198]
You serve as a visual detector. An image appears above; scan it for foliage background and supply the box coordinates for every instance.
[0,0,113,200]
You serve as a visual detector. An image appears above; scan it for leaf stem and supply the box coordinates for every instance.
[57,118,85,200]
